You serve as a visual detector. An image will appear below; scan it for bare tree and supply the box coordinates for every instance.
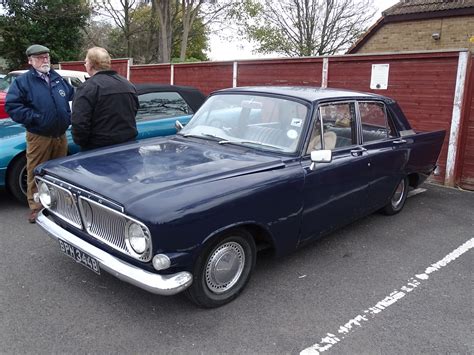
[94,0,147,57]
[89,0,236,63]
[179,0,205,61]
[240,0,376,57]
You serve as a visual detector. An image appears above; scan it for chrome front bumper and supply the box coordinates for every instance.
[36,211,193,296]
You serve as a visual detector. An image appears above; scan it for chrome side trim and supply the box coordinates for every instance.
[36,211,193,296]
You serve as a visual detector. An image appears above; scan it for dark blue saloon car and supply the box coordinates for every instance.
[34,87,445,308]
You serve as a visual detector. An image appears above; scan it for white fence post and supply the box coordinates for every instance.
[233,61,238,87]
[445,51,469,186]
[321,57,329,88]
[170,64,174,85]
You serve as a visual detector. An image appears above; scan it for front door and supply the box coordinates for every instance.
[300,101,372,243]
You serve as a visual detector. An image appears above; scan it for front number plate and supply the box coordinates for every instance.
[58,239,101,275]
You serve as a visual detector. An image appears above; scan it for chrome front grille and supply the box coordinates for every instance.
[36,177,152,262]
[79,197,129,255]
[47,184,82,229]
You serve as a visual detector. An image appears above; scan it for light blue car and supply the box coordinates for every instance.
[0,84,206,203]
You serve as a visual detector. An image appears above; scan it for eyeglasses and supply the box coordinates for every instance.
[31,54,50,61]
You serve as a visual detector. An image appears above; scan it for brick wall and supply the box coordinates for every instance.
[356,16,474,53]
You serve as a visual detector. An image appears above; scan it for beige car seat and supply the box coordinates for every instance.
[309,131,337,152]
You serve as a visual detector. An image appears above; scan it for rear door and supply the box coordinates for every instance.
[357,101,408,210]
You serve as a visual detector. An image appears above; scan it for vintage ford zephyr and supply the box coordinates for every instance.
[34,86,445,308]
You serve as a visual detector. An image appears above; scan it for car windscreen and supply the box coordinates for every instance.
[0,73,18,92]
[180,94,309,153]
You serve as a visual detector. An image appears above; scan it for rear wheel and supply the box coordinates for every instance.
[382,176,408,215]
[185,229,256,308]
[7,154,28,204]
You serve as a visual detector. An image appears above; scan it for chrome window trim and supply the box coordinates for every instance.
[35,176,83,230]
[78,196,153,262]
[313,100,358,151]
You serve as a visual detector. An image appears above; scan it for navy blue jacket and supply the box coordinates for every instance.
[5,68,74,137]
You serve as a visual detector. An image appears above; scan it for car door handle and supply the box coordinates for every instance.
[393,139,407,145]
[350,147,368,156]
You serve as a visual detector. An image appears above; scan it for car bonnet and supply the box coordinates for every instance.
[0,119,26,139]
[36,136,286,206]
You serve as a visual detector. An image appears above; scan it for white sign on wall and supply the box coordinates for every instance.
[370,64,390,90]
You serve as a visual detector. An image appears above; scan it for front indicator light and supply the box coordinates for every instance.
[153,254,171,271]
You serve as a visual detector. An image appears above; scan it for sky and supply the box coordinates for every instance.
[207,0,399,61]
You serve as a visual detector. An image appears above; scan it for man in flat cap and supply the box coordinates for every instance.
[5,44,74,223]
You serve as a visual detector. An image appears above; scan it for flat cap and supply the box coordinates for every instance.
[26,44,50,56]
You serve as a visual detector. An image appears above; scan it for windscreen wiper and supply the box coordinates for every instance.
[182,133,227,141]
[218,139,284,151]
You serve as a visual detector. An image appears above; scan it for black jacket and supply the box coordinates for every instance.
[71,70,139,150]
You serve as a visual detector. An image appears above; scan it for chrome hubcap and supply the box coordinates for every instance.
[392,179,405,207]
[205,241,245,294]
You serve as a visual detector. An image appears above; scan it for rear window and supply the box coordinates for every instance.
[136,91,194,121]
[359,101,397,142]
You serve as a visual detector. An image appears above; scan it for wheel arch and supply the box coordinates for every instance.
[407,172,421,188]
[5,150,26,189]
[201,222,276,257]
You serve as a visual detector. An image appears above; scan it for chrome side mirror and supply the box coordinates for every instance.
[175,120,184,132]
[310,150,332,170]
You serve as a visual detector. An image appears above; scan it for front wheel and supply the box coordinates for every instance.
[185,229,256,308]
[382,176,409,215]
[6,154,28,204]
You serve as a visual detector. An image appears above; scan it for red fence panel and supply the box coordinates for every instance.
[59,61,84,72]
[130,64,172,84]
[60,58,130,78]
[328,52,461,184]
[59,50,471,187]
[237,58,323,87]
[173,62,233,95]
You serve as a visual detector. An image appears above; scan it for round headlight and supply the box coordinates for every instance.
[38,181,55,208]
[125,221,148,254]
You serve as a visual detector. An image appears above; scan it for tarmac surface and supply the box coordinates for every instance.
[0,182,472,354]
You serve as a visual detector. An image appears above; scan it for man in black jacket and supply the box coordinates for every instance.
[72,47,138,150]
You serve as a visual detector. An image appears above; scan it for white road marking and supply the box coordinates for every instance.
[407,187,427,198]
[300,238,474,354]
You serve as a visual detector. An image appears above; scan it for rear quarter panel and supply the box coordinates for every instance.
[404,130,446,183]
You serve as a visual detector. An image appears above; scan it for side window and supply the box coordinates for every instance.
[136,92,193,121]
[359,102,396,142]
[306,102,356,154]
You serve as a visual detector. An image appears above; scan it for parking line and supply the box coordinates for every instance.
[300,238,474,354]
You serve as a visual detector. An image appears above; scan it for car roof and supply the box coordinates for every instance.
[213,86,390,103]
[8,69,89,81]
[135,83,207,112]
